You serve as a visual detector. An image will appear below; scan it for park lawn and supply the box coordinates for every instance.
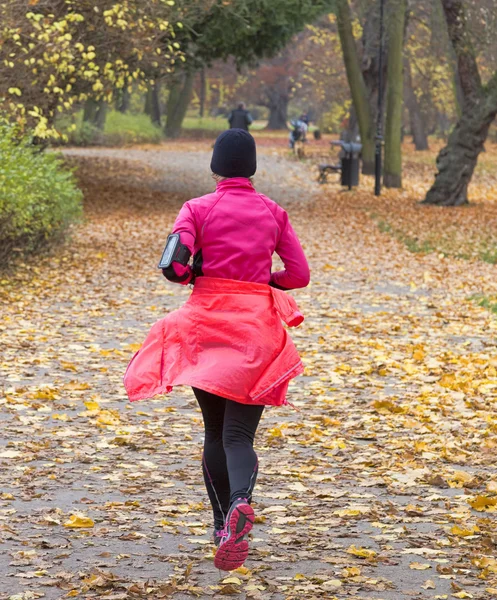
[57,111,295,146]
[314,139,497,266]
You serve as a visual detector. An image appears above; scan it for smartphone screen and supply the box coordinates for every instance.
[158,234,179,269]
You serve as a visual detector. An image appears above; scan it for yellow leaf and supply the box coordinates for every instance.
[293,573,306,580]
[60,361,78,372]
[447,471,473,488]
[63,514,94,529]
[346,545,377,559]
[410,562,431,570]
[372,399,405,414]
[450,524,479,537]
[335,509,361,517]
[222,577,241,585]
[413,348,425,361]
[84,400,100,411]
[468,495,497,512]
[32,388,58,400]
[96,410,120,426]
[52,413,69,421]
[342,567,361,577]
[452,592,473,599]
[473,557,497,572]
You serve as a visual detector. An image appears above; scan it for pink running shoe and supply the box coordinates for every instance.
[214,498,254,571]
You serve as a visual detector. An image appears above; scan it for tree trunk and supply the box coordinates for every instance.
[335,0,375,174]
[83,98,107,130]
[423,0,495,206]
[432,0,463,119]
[199,68,206,118]
[165,71,195,139]
[423,103,497,206]
[144,83,161,125]
[405,59,429,150]
[116,88,130,113]
[94,102,107,131]
[266,90,289,130]
[384,0,407,188]
[83,98,98,124]
[144,88,152,116]
[360,2,388,150]
[150,82,162,126]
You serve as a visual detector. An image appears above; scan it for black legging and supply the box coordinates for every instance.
[192,387,264,530]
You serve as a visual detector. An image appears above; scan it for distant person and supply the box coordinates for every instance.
[228,102,253,131]
[300,113,310,126]
[289,119,308,149]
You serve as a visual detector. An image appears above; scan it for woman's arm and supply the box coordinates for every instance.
[270,213,310,290]
[162,203,196,285]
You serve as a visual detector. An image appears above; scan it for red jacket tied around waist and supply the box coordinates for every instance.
[124,277,305,406]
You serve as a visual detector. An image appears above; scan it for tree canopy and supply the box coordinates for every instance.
[0,0,183,137]
[191,0,336,67]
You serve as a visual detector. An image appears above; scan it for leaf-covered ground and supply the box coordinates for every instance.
[1,142,497,600]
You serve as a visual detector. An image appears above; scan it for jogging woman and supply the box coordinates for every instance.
[124,129,310,571]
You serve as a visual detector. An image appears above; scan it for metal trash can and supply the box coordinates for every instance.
[339,142,362,189]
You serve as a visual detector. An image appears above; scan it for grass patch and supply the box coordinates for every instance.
[480,246,497,264]
[470,294,497,315]
[56,110,164,146]
[355,142,497,264]
[374,217,436,254]
[56,112,288,145]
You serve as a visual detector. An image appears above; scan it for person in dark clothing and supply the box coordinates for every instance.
[228,103,253,131]
[300,113,310,126]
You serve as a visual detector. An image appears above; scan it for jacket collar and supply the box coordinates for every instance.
[216,177,255,192]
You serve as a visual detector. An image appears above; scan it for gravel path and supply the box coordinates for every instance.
[63,146,318,205]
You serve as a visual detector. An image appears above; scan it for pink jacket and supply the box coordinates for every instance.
[170,178,310,289]
[124,277,305,406]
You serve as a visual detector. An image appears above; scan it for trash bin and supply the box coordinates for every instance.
[339,142,362,189]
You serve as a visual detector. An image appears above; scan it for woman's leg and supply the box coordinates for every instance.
[192,388,230,530]
[223,400,264,505]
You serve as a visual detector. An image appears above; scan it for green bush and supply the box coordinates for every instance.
[0,121,83,265]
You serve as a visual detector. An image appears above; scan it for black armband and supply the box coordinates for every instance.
[158,233,191,269]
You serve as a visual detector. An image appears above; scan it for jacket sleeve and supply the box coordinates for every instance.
[162,202,196,285]
[270,212,310,290]
[246,112,254,125]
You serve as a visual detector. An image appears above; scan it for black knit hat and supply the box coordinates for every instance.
[210,129,257,178]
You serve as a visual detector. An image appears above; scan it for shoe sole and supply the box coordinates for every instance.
[214,503,254,571]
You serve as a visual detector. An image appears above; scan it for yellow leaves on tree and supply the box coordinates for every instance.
[0,0,184,138]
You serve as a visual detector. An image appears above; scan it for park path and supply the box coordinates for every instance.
[1,144,497,600]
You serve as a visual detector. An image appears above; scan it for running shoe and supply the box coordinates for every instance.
[214,527,225,547]
[214,498,254,571]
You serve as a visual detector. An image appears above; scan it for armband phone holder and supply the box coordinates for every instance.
[158,234,191,269]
